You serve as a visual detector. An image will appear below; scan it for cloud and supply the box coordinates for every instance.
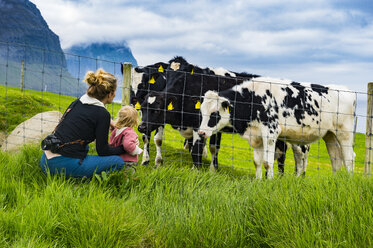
[30,0,373,93]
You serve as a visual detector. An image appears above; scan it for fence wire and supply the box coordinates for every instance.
[0,41,370,177]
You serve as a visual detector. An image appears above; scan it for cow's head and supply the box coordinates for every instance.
[138,92,177,134]
[123,62,168,109]
[198,91,232,138]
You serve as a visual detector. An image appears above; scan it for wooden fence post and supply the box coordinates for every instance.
[121,62,132,106]
[365,82,373,175]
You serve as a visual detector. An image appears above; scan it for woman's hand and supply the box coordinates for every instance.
[110,120,117,132]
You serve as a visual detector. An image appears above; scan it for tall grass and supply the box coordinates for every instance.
[0,145,372,247]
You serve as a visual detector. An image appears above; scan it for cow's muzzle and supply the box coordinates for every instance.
[138,123,147,133]
[198,130,208,139]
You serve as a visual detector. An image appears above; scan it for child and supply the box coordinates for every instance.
[109,106,143,169]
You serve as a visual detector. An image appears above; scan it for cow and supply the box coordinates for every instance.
[126,57,212,167]
[138,58,308,173]
[198,77,356,179]
[122,62,168,166]
[137,57,234,169]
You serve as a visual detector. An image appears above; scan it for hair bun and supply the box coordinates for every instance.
[84,71,97,86]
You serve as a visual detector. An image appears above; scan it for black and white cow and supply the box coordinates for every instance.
[138,58,306,172]
[127,57,212,167]
[138,57,237,169]
[198,77,356,178]
[122,62,169,166]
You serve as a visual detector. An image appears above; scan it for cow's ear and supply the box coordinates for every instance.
[148,72,160,84]
[166,96,177,111]
[191,96,201,109]
[131,97,142,110]
[221,101,231,113]
[134,66,145,73]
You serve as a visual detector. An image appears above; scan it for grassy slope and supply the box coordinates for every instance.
[0,85,372,247]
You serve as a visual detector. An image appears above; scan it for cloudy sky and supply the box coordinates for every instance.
[30,0,373,94]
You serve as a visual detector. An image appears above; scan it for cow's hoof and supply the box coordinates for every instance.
[141,160,149,166]
[155,157,163,166]
[209,164,217,173]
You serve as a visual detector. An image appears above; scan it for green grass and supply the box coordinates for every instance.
[0,146,372,247]
[0,85,372,247]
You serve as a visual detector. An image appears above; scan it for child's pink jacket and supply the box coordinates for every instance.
[109,127,141,162]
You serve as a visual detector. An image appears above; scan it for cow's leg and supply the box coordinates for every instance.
[209,132,222,172]
[154,126,164,167]
[183,139,189,150]
[192,131,204,168]
[141,132,151,166]
[203,143,208,158]
[302,145,310,176]
[292,144,309,177]
[275,140,287,175]
[334,131,355,173]
[186,138,193,153]
[253,147,264,179]
[323,131,343,172]
[261,133,278,179]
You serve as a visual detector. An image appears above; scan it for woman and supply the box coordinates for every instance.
[40,68,126,178]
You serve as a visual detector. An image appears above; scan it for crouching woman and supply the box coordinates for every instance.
[40,68,126,178]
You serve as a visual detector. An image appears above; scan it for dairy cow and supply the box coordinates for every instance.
[138,57,238,169]
[198,77,356,178]
[126,57,212,166]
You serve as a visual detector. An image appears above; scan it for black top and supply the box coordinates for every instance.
[55,99,125,159]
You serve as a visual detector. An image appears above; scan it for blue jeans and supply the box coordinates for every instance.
[40,153,125,178]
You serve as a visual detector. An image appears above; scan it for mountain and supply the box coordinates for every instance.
[65,42,137,67]
[65,42,138,102]
[0,0,66,67]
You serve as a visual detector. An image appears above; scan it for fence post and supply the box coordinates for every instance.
[121,62,132,106]
[365,82,373,175]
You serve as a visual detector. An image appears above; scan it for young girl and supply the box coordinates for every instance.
[109,106,143,167]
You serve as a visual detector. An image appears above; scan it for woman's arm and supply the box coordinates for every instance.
[95,111,125,155]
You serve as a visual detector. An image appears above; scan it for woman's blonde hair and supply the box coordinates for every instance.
[84,68,117,101]
[116,105,139,129]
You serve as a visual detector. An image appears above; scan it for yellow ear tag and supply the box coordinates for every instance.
[226,106,230,113]
[149,76,156,84]
[191,68,194,75]
[167,102,174,111]
[195,100,201,109]
[135,101,141,110]
[158,65,164,72]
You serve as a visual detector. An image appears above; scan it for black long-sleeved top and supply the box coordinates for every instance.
[54,99,125,159]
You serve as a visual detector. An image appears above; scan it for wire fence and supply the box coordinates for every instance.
[0,41,371,177]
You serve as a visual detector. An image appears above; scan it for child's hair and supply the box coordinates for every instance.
[116,106,139,129]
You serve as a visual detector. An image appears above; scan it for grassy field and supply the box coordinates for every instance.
[0,85,372,247]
